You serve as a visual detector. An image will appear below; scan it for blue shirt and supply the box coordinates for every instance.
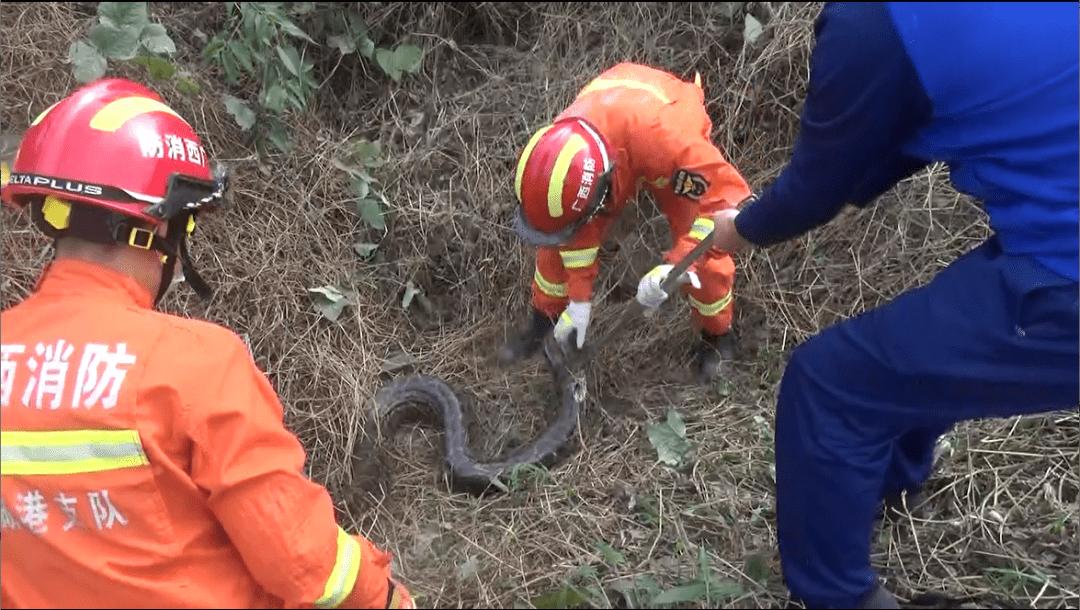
[735,2,1079,281]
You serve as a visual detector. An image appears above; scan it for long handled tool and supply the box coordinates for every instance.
[559,228,717,371]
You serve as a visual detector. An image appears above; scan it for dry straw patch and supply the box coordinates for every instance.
[1,2,1076,609]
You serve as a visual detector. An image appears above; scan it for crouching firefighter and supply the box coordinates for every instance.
[500,62,753,382]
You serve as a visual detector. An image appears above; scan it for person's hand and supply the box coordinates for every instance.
[711,208,751,254]
[553,301,591,350]
[636,264,701,315]
[387,577,416,609]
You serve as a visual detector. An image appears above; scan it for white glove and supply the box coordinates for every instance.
[636,264,701,314]
[553,301,592,349]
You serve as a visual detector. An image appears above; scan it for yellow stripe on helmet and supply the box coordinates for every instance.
[515,125,554,202]
[89,96,185,132]
[31,101,61,127]
[547,134,587,219]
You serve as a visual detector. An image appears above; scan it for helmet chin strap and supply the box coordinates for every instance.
[151,213,212,305]
[33,200,213,306]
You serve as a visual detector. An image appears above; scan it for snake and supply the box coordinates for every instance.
[351,337,587,495]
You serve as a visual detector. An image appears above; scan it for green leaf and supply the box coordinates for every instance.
[227,39,256,74]
[353,242,378,258]
[594,540,626,567]
[393,43,423,74]
[98,2,148,30]
[68,41,108,83]
[264,85,288,113]
[402,280,422,310]
[652,582,707,606]
[743,14,763,46]
[176,75,201,95]
[308,285,349,322]
[705,580,748,601]
[276,44,302,77]
[358,36,375,59]
[530,586,590,609]
[143,56,176,79]
[375,47,400,81]
[648,409,691,468]
[202,33,227,60]
[282,77,309,110]
[667,409,686,438]
[457,555,479,582]
[254,13,273,48]
[139,23,176,55]
[349,138,381,167]
[267,121,293,153]
[357,198,385,230]
[90,23,141,60]
[350,176,370,200]
[221,49,239,85]
[223,95,256,131]
[327,34,355,55]
[574,565,599,581]
[277,16,316,44]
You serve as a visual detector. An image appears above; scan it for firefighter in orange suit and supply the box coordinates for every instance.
[500,62,753,380]
[0,79,415,609]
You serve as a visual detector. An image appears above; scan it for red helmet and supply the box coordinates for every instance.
[1,78,228,303]
[2,78,225,225]
[513,117,615,246]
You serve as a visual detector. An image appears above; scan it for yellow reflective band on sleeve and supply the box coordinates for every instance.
[688,216,715,242]
[688,291,733,317]
[548,134,588,218]
[533,269,568,298]
[88,96,185,132]
[577,79,672,105]
[1,429,148,476]
[314,527,362,609]
[559,247,599,269]
[515,125,554,202]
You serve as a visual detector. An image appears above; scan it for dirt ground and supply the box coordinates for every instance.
[1,2,1077,609]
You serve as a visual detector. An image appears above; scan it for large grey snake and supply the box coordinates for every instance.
[351,337,586,495]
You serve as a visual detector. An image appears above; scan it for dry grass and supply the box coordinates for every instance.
[2,2,1076,609]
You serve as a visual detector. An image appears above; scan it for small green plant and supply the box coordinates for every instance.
[205,2,424,154]
[505,463,552,492]
[648,409,696,470]
[634,494,660,526]
[529,565,605,609]
[335,137,389,232]
[650,546,746,608]
[204,2,319,153]
[68,2,198,93]
[307,284,353,322]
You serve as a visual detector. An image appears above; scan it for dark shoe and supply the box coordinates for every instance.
[859,582,901,609]
[497,308,555,367]
[693,331,735,383]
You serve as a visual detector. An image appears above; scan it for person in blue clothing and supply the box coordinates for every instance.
[694,3,1079,608]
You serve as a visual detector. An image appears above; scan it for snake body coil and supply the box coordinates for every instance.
[353,339,586,495]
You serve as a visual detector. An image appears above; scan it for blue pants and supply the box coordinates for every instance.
[774,237,1079,608]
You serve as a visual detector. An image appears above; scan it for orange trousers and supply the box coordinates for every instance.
[532,246,735,336]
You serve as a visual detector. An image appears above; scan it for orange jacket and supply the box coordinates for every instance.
[1,259,395,609]
[540,62,751,303]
